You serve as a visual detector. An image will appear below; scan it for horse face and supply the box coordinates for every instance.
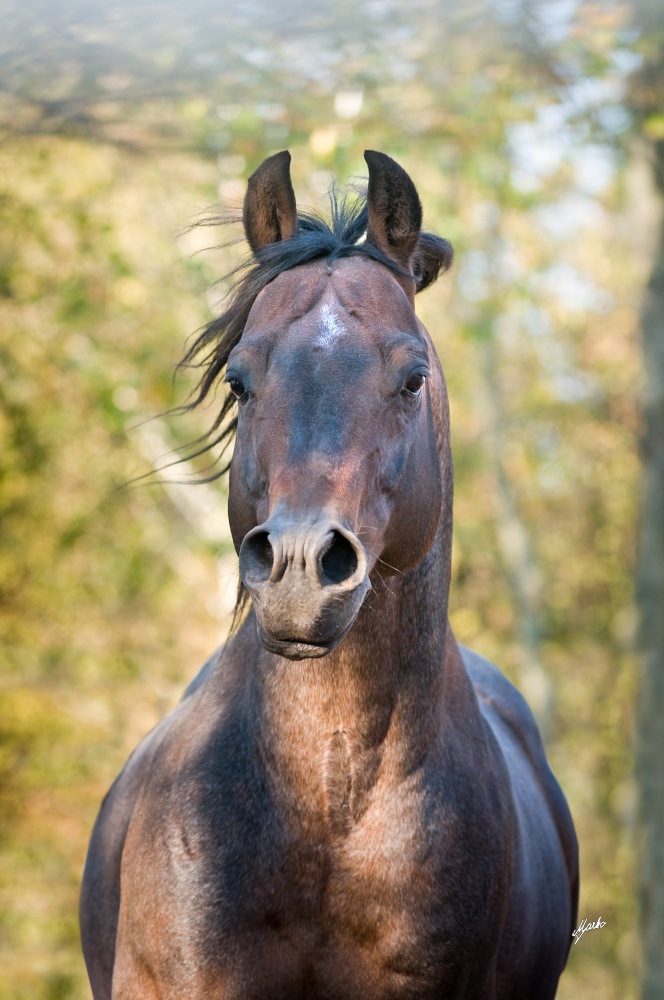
[227,256,443,660]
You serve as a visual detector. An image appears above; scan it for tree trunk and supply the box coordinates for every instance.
[635,137,664,1000]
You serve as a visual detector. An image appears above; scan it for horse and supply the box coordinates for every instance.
[80,150,578,999]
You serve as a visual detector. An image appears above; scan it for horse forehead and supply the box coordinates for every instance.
[246,258,417,340]
[248,263,326,323]
[314,301,347,349]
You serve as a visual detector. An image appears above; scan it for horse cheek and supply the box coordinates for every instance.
[379,420,442,574]
[228,443,263,553]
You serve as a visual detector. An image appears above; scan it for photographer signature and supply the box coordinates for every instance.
[572,916,606,945]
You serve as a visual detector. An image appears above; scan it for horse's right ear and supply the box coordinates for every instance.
[243,151,298,253]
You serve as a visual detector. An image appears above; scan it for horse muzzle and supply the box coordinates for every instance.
[239,513,370,660]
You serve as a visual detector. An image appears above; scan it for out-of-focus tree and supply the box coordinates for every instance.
[628,1,664,996]
[0,136,243,997]
[0,2,644,997]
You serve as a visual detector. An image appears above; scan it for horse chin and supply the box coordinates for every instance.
[255,615,357,661]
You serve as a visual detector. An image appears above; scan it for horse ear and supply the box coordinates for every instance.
[412,232,454,293]
[364,150,422,272]
[243,150,298,253]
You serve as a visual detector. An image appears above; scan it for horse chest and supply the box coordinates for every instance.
[131,740,503,1000]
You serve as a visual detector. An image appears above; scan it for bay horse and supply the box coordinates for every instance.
[80,150,578,999]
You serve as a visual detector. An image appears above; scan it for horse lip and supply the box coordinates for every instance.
[260,636,333,660]
[256,616,356,661]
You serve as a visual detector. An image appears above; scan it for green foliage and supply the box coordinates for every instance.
[0,2,646,997]
[0,137,234,998]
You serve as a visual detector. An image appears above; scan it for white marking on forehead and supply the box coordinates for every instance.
[316,303,347,348]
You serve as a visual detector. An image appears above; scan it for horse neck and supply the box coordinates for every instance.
[247,370,457,810]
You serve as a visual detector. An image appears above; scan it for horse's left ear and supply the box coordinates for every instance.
[364,150,422,272]
[243,150,298,253]
[364,151,453,292]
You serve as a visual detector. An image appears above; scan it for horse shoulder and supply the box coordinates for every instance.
[181,645,224,699]
[460,645,576,863]
[460,644,579,992]
[80,706,180,998]
[79,644,228,1000]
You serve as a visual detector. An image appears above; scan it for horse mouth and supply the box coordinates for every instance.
[256,617,357,661]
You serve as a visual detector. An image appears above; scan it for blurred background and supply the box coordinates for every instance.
[1,0,663,997]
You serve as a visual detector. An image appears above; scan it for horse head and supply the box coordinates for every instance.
[226,151,453,659]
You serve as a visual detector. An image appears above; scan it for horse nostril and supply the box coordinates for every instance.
[242,531,274,584]
[319,531,359,586]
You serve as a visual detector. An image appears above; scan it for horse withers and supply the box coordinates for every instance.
[80,150,578,999]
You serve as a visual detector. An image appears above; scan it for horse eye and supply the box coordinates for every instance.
[403,373,426,396]
[228,377,246,400]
